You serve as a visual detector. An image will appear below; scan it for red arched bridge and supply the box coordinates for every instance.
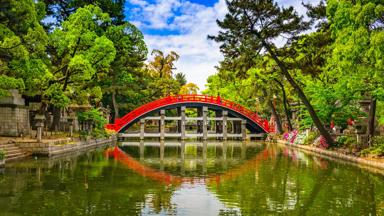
[106,94,272,140]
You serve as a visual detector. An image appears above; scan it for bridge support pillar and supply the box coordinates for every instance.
[242,120,247,141]
[177,107,181,133]
[197,107,203,134]
[215,110,223,135]
[223,111,228,140]
[181,106,186,140]
[203,106,208,140]
[140,140,144,160]
[160,110,165,140]
[140,119,145,140]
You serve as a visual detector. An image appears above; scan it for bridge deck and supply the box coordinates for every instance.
[120,133,264,139]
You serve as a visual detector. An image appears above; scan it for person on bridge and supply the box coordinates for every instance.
[217,94,222,104]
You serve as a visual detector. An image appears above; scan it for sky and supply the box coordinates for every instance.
[124,0,319,91]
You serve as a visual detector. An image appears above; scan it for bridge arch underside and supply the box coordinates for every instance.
[118,102,267,134]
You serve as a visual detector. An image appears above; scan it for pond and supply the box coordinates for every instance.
[0,141,383,215]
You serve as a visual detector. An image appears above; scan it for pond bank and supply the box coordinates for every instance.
[278,140,384,173]
[16,136,116,157]
[0,136,116,162]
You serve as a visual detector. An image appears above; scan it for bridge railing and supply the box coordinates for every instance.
[107,94,272,133]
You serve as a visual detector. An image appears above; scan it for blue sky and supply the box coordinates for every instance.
[124,0,319,90]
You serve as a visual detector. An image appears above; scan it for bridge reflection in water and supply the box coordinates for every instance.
[1,141,383,215]
[106,142,274,186]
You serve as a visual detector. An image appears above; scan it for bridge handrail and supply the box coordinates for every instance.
[107,94,272,132]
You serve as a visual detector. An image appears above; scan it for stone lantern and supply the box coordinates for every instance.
[67,114,75,137]
[34,114,46,142]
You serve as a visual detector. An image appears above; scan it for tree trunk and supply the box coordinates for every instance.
[261,40,334,146]
[112,90,119,122]
[50,106,61,131]
[263,89,283,134]
[274,78,293,131]
[367,98,377,145]
[269,99,283,134]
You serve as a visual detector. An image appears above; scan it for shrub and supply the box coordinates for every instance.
[361,136,384,157]
[77,108,108,138]
[303,131,319,145]
[335,135,357,148]
[0,150,5,160]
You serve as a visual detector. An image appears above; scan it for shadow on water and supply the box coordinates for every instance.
[0,141,384,215]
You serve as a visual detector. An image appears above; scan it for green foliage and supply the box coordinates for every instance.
[361,136,384,157]
[45,84,70,108]
[0,75,25,97]
[0,0,49,96]
[303,131,320,145]
[77,108,107,130]
[0,150,5,160]
[77,108,108,138]
[175,72,187,86]
[335,135,358,148]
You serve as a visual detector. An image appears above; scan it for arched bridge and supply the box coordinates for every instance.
[106,94,272,140]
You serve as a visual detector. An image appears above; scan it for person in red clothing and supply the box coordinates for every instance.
[216,94,222,104]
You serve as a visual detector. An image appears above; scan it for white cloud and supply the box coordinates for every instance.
[127,0,227,91]
[127,0,320,91]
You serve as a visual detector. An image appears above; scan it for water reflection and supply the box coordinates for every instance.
[0,142,383,215]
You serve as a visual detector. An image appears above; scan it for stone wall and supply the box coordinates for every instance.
[0,90,30,136]
[16,137,116,156]
[0,105,30,136]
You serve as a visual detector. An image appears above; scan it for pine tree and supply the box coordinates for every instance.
[209,0,334,145]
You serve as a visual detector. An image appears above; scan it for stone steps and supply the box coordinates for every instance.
[0,142,30,162]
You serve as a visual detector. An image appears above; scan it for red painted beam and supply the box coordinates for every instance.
[105,94,273,133]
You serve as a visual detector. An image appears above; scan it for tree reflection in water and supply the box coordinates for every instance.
[0,142,383,215]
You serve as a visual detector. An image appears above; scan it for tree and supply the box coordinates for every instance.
[209,0,334,145]
[148,50,179,79]
[175,72,187,86]
[327,0,384,142]
[47,5,116,129]
[179,83,199,95]
[101,22,147,121]
[43,0,126,28]
[146,50,182,98]
[0,0,49,97]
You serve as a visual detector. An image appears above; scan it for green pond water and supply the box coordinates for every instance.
[0,142,384,215]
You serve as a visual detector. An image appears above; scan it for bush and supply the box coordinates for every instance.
[77,108,108,138]
[0,150,5,160]
[361,136,384,157]
[335,135,357,148]
[303,131,319,145]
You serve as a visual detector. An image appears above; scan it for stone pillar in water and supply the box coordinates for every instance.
[242,120,247,141]
[203,106,208,140]
[140,140,144,160]
[140,119,145,140]
[197,107,203,134]
[181,106,186,140]
[202,140,207,174]
[160,140,164,171]
[223,111,228,141]
[160,110,165,140]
